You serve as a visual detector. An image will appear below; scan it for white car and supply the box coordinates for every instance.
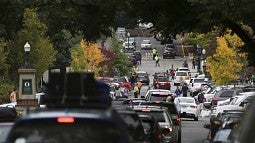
[189,78,207,93]
[212,92,255,114]
[122,41,135,50]
[140,39,152,50]
[174,71,190,84]
[174,97,199,121]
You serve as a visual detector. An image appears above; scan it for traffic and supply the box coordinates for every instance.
[0,32,254,143]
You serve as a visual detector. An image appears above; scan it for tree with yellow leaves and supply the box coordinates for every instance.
[70,39,105,76]
[206,32,246,85]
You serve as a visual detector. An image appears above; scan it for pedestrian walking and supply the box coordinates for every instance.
[9,89,17,103]
[183,60,188,68]
[152,48,157,60]
[181,83,189,97]
[133,66,139,74]
[155,55,160,67]
[133,84,139,98]
[175,86,182,97]
[137,80,143,95]
[192,57,196,69]
[130,73,137,90]
[170,69,175,80]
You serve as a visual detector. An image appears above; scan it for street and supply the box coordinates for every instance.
[128,36,210,143]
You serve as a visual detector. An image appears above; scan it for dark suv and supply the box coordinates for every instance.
[115,107,147,143]
[6,108,131,143]
[132,105,180,143]
[139,101,181,143]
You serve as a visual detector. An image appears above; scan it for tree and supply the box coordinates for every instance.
[7,8,56,83]
[206,32,246,85]
[110,36,131,76]
[70,39,104,76]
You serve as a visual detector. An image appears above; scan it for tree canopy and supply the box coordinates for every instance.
[206,32,246,85]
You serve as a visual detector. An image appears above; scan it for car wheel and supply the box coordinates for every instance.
[194,117,198,121]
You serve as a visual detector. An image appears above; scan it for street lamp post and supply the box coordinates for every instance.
[196,44,202,74]
[127,32,130,50]
[24,42,31,68]
[202,49,206,75]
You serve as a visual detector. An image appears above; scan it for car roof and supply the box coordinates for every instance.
[20,108,117,120]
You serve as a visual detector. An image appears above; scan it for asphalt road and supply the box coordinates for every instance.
[127,36,210,143]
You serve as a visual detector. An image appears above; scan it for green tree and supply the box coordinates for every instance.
[7,8,56,83]
[111,36,130,76]
[206,32,246,85]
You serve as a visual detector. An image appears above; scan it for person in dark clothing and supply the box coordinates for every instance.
[181,83,189,97]
[130,73,137,90]
[192,58,196,69]
[183,60,188,68]
[197,90,205,103]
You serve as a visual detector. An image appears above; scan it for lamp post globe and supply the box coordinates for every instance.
[202,48,206,55]
[24,42,31,68]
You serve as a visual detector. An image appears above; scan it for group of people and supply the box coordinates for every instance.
[174,83,189,97]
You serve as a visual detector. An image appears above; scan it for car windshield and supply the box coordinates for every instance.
[136,111,166,122]
[158,77,169,82]
[178,98,195,103]
[150,94,170,101]
[137,73,148,77]
[194,79,205,83]
[7,119,122,143]
[176,72,188,76]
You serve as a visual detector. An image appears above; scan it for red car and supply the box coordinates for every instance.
[154,77,171,90]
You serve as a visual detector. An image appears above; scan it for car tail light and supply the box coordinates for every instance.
[213,98,219,102]
[142,109,151,112]
[177,117,182,122]
[168,127,173,132]
[57,116,75,123]
[190,105,197,108]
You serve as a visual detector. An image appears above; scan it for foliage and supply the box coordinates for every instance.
[0,39,9,77]
[70,39,105,76]
[0,79,14,104]
[206,32,246,85]
[7,8,56,83]
[110,36,131,76]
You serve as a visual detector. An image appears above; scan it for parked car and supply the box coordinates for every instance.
[211,92,255,115]
[132,105,180,143]
[227,95,255,143]
[211,89,243,106]
[123,41,135,51]
[6,107,131,143]
[141,39,152,50]
[136,71,150,85]
[174,97,199,121]
[163,48,175,59]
